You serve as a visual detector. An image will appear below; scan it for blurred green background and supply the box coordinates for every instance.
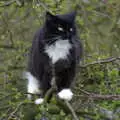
[0,0,120,120]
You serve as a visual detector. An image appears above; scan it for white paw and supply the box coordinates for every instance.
[58,89,73,101]
[35,98,44,105]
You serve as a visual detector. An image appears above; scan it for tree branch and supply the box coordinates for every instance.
[65,101,79,120]
[76,89,120,100]
[46,87,79,120]
[0,0,22,7]
[0,0,16,7]
[80,57,120,68]
[8,102,24,119]
[26,87,79,120]
[0,45,15,49]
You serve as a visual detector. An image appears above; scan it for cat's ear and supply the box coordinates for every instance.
[46,11,55,21]
[60,11,76,23]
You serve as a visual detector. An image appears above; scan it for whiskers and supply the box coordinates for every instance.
[46,35,61,45]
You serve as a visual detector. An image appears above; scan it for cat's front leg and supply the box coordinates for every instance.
[56,65,75,101]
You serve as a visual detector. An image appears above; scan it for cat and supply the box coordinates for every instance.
[25,11,83,104]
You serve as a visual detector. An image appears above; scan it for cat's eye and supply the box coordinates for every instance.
[58,27,64,31]
[70,28,73,32]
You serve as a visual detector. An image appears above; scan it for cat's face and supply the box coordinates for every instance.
[45,12,76,40]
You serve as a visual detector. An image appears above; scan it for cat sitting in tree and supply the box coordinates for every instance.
[25,11,83,104]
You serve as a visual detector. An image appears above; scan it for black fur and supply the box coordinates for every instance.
[27,11,82,96]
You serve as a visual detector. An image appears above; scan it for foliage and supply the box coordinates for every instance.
[0,0,120,120]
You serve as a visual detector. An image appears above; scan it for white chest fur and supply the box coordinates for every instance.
[45,39,71,64]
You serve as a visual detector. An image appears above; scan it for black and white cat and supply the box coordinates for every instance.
[25,11,82,104]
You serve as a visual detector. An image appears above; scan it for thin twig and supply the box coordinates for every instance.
[0,0,22,7]
[8,102,24,119]
[89,94,120,100]
[0,0,16,7]
[44,86,57,102]
[76,89,120,100]
[80,57,120,68]
[65,101,79,120]
[0,45,15,49]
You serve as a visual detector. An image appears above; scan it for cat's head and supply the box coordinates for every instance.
[44,11,76,40]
